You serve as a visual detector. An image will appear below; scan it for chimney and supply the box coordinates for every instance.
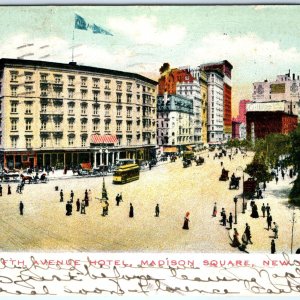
[293,73,295,80]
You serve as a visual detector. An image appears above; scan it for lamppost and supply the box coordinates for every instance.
[237,166,245,213]
[234,196,238,224]
[290,205,297,254]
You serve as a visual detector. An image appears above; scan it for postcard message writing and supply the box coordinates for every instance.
[0,252,299,296]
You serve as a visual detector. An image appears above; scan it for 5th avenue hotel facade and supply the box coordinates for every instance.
[0,59,157,169]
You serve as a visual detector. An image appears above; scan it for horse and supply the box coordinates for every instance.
[21,174,32,184]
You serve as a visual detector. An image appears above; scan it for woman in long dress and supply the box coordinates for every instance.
[182,212,190,230]
[232,228,241,247]
[212,203,217,217]
[129,203,134,218]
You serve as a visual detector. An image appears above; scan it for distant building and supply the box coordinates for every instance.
[232,99,251,140]
[246,100,298,139]
[157,94,193,153]
[232,120,241,139]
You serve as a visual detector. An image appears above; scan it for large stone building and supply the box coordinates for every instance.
[157,94,193,152]
[246,100,298,139]
[253,71,300,120]
[200,60,233,141]
[0,58,157,169]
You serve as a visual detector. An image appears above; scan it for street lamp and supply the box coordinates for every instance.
[237,166,245,214]
[234,196,238,224]
[289,205,297,254]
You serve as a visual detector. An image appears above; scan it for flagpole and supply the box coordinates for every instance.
[72,29,75,62]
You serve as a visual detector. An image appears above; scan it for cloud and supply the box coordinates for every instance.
[108,15,186,46]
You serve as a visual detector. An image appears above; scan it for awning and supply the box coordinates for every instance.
[91,134,118,145]
[163,146,177,153]
[186,145,194,150]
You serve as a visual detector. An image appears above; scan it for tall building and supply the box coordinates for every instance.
[200,60,233,141]
[232,99,251,140]
[157,94,193,152]
[0,58,157,169]
[253,71,300,120]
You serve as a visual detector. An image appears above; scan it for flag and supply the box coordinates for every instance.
[75,14,88,30]
[91,23,113,36]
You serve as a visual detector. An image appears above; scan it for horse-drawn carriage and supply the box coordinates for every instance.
[170,155,176,162]
[244,178,257,199]
[219,168,229,181]
[0,170,20,182]
[21,172,49,184]
[229,176,241,189]
[183,159,192,168]
[195,156,205,166]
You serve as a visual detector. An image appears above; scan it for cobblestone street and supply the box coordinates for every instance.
[0,150,299,253]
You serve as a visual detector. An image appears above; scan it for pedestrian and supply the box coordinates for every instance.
[263,182,266,191]
[232,228,241,248]
[70,190,74,203]
[245,223,253,244]
[0,184,2,196]
[80,200,86,214]
[220,161,223,167]
[84,190,89,207]
[289,168,293,179]
[104,201,109,216]
[8,184,11,195]
[258,188,263,199]
[275,176,278,184]
[261,203,266,218]
[149,163,152,170]
[66,201,72,216]
[212,202,217,217]
[228,212,233,229]
[281,170,285,180]
[271,239,276,254]
[273,222,279,239]
[251,202,259,218]
[267,214,273,230]
[182,212,190,230]
[155,204,160,217]
[222,211,227,226]
[76,198,80,212]
[116,194,120,206]
[60,189,63,202]
[266,203,271,216]
[129,203,134,218]
[220,207,225,223]
[19,201,24,215]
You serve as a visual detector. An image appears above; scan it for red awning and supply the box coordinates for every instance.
[91,134,118,144]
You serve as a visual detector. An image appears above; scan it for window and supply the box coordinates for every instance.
[93,91,99,101]
[126,83,132,92]
[105,91,110,101]
[11,86,17,96]
[11,102,18,113]
[105,106,110,116]
[116,81,122,91]
[105,121,110,131]
[11,119,17,131]
[10,72,18,82]
[25,72,33,82]
[68,104,74,114]
[25,103,32,114]
[81,104,87,115]
[93,105,99,115]
[126,121,132,131]
[81,90,87,99]
[54,75,62,84]
[25,120,32,131]
[55,137,60,146]
[127,94,132,103]
[127,138,131,146]
[26,137,32,148]
[93,120,99,131]
[41,104,47,113]
[68,137,74,146]
[126,107,132,118]
[68,76,74,86]
[105,80,110,90]
[41,138,47,147]
[41,122,47,130]
[117,108,121,116]
[93,78,99,88]
[68,89,74,99]
[11,137,18,148]
[68,121,74,131]
[81,137,87,147]
[54,121,60,130]
[40,73,48,82]
[116,121,122,131]
[81,77,87,86]
[116,93,122,103]
[81,121,87,131]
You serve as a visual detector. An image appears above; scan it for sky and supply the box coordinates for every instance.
[1,5,300,116]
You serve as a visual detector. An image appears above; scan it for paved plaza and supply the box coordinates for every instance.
[0,150,299,253]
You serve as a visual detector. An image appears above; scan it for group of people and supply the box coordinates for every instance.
[0,184,11,196]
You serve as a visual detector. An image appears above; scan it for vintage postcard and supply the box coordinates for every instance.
[0,2,299,296]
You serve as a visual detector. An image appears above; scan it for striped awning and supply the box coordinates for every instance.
[91,134,118,145]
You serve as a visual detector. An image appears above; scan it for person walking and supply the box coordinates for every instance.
[267,214,273,230]
[228,212,233,229]
[8,184,11,195]
[80,200,86,214]
[60,189,63,202]
[232,228,241,248]
[245,223,253,244]
[84,190,89,207]
[281,170,285,180]
[263,182,266,191]
[261,203,266,218]
[271,239,276,254]
[275,176,279,184]
[212,202,217,217]
[273,222,279,239]
[220,207,225,223]
[129,203,134,218]
[182,212,190,230]
[19,201,24,215]
[222,211,227,226]
[0,184,2,196]
[116,194,120,206]
[266,203,271,216]
[70,190,74,203]
[155,204,160,217]
[76,198,80,212]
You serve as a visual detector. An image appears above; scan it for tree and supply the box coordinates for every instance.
[244,159,272,184]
